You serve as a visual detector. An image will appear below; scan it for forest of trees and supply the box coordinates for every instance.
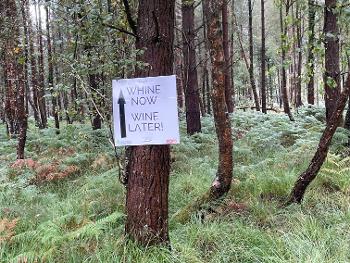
[1,0,350,261]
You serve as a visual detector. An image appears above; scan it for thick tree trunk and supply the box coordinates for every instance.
[280,2,294,121]
[288,73,350,204]
[307,0,316,105]
[1,0,28,158]
[182,0,202,135]
[261,0,267,114]
[125,0,175,246]
[203,0,233,199]
[222,0,234,113]
[324,0,340,123]
[248,0,260,111]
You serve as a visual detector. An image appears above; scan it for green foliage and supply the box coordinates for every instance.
[1,109,350,262]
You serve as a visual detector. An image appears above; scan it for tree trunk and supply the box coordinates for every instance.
[182,0,202,135]
[125,0,175,246]
[46,2,60,134]
[296,1,303,108]
[35,1,48,129]
[1,0,28,158]
[280,2,294,121]
[307,0,316,105]
[288,72,350,204]
[324,0,340,123]
[248,0,260,111]
[175,5,184,110]
[261,0,267,114]
[222,0,234,113]
[203,0,233,199]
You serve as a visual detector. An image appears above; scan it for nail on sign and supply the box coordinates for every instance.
[112,75,180,146]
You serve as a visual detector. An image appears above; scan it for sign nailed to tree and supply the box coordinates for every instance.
[112,75,180,146]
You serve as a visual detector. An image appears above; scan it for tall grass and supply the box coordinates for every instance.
[1,107,350,262]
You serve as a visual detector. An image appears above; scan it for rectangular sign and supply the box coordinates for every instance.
[112,75,180,146]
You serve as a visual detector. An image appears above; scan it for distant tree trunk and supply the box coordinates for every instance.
[203,0,233,199]
[125,0,175,246]
[89,72,102,130]
[280,2,294,121]
[261,0,267,114]
[26,3,41,127]
[296,1,303,108]
[174,18,184,109]
[288,72,350,204]
[222,0,234,113]
[307,0,316,105]
[182,0,202,135]
[248,0,260,111]
[324,0,340,123]
[46,2,60,134]
[36,1,48,129]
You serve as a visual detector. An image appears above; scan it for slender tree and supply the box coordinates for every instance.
[35,0,48,128]
[324,0,340,123]
[182,0,202,135]
[307,0,316,105]
[261,0,267,113]
[46,1,60,133]
[248,0,260,111]
[288,71,350,204]
[222,0,234,113]
[279,1,294,121]
[203,0,233,198]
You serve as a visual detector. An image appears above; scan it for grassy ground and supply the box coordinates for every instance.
[1,107,350,262]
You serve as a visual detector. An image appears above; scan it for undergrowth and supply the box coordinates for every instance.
[1,106,350,262]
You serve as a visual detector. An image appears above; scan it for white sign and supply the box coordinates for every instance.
[112,75,180,146]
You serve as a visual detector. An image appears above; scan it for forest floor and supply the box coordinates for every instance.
[1,107,350,262]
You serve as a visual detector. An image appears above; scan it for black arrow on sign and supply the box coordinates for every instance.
[118,90,127,138]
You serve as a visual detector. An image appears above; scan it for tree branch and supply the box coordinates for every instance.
[101,22,137,38]
[122,0,137,37]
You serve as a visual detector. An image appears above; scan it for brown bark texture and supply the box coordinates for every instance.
[288,72,350,204]
[1,0,28,159]
[182,0,202,135]
[203,0,233,199]
[125,0,175,246]
[222,1,234,113]
[324,0,340,123]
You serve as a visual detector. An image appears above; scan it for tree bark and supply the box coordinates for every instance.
[280,2,294,121]
[307,0,316,105]
[288,72,350,204]
[296,1,303,108]
[182,0,202,135]
[248,0,260,111]
[46,2,60,134]
[35,0,48,129]
[1,0,28,158]
[261,0,267,114]
[203,0,233,199]
[125,0,175,246]
[324,0,340,123]
[222,0,234,113]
